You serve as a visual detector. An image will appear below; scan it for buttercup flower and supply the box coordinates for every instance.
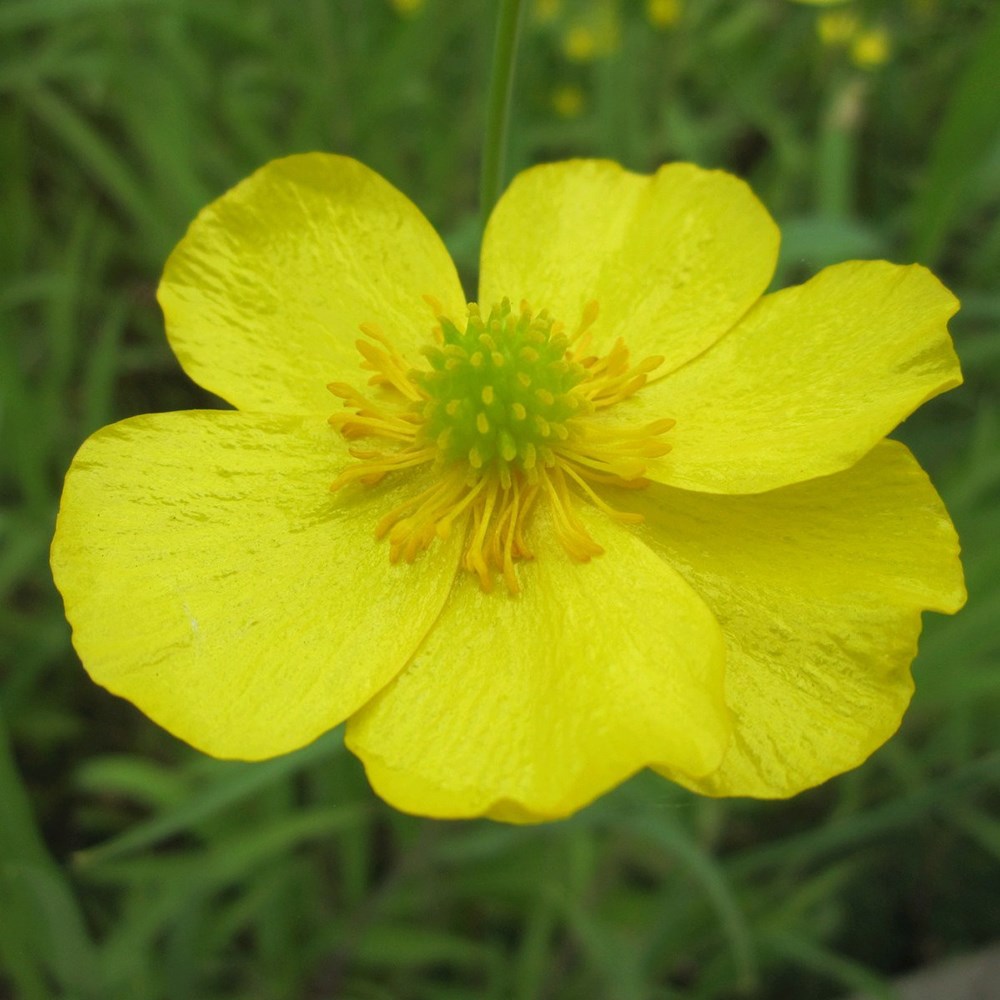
[560,0,620,62]
[851,26,891,69]
[388,0,425,17]
[551,83,586,118]
[645,0,681,30]
[52,155,965,822]
[817,10,860,45]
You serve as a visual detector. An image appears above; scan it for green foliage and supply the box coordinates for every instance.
[2,0,999,998]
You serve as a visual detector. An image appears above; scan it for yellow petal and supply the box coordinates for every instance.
[346,505,730,822]
[50,411,462,759]
[479,160,779,375]
[618,440,965,797]
[159,154,466,415]
[639,260,961,493]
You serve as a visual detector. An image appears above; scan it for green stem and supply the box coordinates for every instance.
[0,707,51,867]
[480,0,526,233]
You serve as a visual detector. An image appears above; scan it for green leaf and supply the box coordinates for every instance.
[910,5,1000,264]
[75,730,343,867]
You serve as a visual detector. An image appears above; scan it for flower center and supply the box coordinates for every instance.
[416,301,583,486]
[328,298,673,594]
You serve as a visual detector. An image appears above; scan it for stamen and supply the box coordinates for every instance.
[355,325,423,401]
[541,465,604,561]
[558,459,644,525]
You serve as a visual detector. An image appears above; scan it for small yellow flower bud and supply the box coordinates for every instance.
[851,26,891,69]
[563,24,598,62]
[646,0,681,29]
[389,0,425,15]
[551,84,585,119]
[533,0,561,23]
[817,11,859,45]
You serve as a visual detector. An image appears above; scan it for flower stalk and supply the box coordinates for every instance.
[480,0,526,233]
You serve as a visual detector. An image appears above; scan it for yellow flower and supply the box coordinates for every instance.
[560,1,620,63]
[562,23,600,61]
[551,83,586,118]
[52,155,966,822]
[533,0,562,23]
[389,0,425,15]
[851,25,891,68]
[646,0,681,29]
[817,10,859,45]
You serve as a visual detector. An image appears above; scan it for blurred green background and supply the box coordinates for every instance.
[3,0,1000,997]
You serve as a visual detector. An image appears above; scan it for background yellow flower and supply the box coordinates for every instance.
[646,0,682,30]
[818,10,859,44]
[551,82,586,117]
[851,26,892,68]
[388,0,426,16]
